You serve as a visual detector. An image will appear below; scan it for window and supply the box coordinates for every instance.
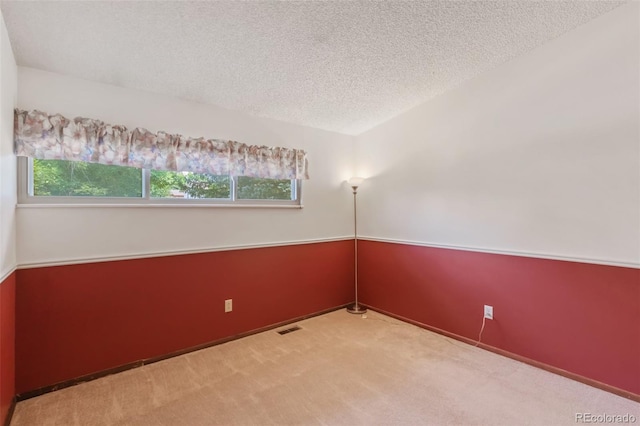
[19,158,301,206]
[150,169,231,200]
[32,159,143,198]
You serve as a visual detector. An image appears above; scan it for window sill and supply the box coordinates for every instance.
[17,203,303,209]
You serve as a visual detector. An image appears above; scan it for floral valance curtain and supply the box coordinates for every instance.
[14,109,309,180]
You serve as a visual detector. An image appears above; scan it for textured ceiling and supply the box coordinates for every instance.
[0,1,625,135]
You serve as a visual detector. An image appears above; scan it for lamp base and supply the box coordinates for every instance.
[346,304,367,315]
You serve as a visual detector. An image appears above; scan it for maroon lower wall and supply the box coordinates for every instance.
[16,241,353,394]
[358,240,640,396]
[14,238,640,398]
[1,272,16,425]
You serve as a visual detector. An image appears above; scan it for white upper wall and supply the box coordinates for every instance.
[16,68,356,266]
[355,2,639,267]
[0,9,17,279]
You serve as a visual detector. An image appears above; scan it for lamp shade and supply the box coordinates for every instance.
[348,177,365,188]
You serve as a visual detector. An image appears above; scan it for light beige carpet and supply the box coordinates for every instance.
[11,310,639,425]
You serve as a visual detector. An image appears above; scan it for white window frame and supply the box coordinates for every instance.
[17,157,302,208]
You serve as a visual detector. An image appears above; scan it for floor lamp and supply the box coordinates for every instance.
[347,177,367,315]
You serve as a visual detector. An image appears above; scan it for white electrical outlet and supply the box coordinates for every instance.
[225,299,233,313]
[484,305,493,320]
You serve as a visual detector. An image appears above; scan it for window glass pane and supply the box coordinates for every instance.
[237,177,294,200]
[150,170,231,199]
[33,159,142,197]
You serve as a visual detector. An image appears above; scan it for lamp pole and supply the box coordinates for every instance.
[347,177,366,315]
